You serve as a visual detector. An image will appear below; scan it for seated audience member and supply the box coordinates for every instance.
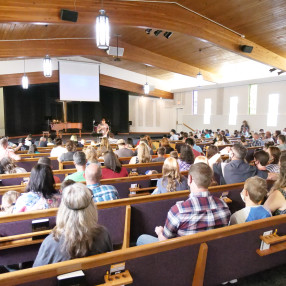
[240,135,249,147]
[38,137,47,147]
[50,138,66,158]
[169,129,179,141]
[263,141,275,152]
[144,135,156,151]
[138,163,230,244]
[152,157,188,195]
[253,150,269,173]
[177,145,194,171]
[213,143,269,185]
[59,179,75,193]
[126,138,134,148]
[185,138,201,158]
[33,183,112,267]
[264,131,274,144]
[152,147,166,162]
[97,137,112,158]
[273,130,281,144]
[266,146,281,173]
[230,176,271,225]
[139,139,154,155]
[169,150,179,160]
[277,134,286,151]
[24,134,33,147]
[205,129,211,138]
[264,154,286,215]
[206,145,220,165]
[0,191,21,216]
[108,133,118,144]
[102,151,128,179]
[115,139,134,158]
[83,146,100,166]
[0,138,20,161]
[64,152,86,182]
[85,163,119,202]
[214,134,226,146]
[47,138,54,146]
[27,144,39,154]
[192,140,203,154]
[225,129,230,136]
[59,140,76,162]
[129,142,151,164]
[38,157,61,184]
[14,164,61,213]
[252,132,264,147]
[17,138,29,151]
[0,157,26,174]
[70,134,80,147]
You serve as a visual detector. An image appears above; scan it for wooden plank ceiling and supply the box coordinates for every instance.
[0,0,285,83]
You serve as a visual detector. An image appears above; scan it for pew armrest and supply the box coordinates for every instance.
[256,233,286,256]
[97,270,133,286]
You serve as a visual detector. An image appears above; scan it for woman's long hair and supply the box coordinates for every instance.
[144,135,153,149]
[26,164,57,199]
[272,154,286,191]
[137,142,151,163]
[66,140,75,152]
[268,146,281,164]
[0,157,17,174]
[104,151,122,173]
[179,145,194,164]
[100,137,110,149]
[53,183,100,258]
[162,157,182,192]
[160,137,171,148]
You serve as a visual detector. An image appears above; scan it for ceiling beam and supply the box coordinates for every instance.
[0,1,285,70]
[0,39,219,82]
[0,71,173,99]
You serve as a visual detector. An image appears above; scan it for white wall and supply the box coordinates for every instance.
[176,79,286,133]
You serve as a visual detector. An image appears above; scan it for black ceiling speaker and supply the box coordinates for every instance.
[60,9,78,22]
[240,45,253,53]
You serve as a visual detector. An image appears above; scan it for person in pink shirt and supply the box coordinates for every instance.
[0,137,20,161]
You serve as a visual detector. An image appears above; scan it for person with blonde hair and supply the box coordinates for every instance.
[129,142,151,164]
[160,137,174,154]
[97,137,112,158]
[0,191,21,215]
[33,183,112,266]
[152,157,188,195]
[83,145,100,166]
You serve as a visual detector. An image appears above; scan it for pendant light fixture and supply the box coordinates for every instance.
[96,9,110,49]
[43,55,52,77]
[196,48,203,86]
[22,59,29,89]
[143,65,150,95]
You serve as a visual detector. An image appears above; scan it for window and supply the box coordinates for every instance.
[267,94,279,126]
[193,90,198,115]
[249,84,257,115]
[204,98,211,124]
[229,96,238,125]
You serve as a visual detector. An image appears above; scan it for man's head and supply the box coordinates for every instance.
[254,150,269,167]
[242,176,267,205]
[117,139,126,149]
[188,162,213,190]
[0,138,8,149]
[170,129,176,135]
[157,147,166,157]
[55,138,62,146]
[253,132,260,140]
[230,143,247,160]
[265,131,272,139]
[73,151,87,170]
[278,134,286,145]
[85,163,102,184]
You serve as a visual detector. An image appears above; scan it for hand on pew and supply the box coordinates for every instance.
[155,226,167,241]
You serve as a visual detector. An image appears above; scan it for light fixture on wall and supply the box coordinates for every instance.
[143,65,150,95]
[96,9,110,49]
[22,59,29,89]
[43,55,52,77]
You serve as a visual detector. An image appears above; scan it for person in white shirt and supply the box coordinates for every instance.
[263,131,274,144]
[50,138,67,158]
[169,129,179,141]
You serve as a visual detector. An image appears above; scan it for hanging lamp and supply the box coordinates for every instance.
[96,9,110,49]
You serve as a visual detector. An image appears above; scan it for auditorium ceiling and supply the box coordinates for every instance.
[0,0,286,85]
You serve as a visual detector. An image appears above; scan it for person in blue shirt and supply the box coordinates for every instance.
[229,176,271,225]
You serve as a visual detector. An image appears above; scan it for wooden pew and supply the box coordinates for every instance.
[1,214,286,286]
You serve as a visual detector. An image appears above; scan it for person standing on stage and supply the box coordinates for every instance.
[97,118,109,137]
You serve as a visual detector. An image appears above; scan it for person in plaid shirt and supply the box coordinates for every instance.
[85,163,119,203]
[137,163,230,245]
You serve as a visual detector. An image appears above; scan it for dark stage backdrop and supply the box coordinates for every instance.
[4,83,129,136]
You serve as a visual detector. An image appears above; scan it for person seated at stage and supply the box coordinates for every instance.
[83,145,100,166]
[97,118,109,137]
[0,157,27,174]
[0,191,21,216]
[251,132,264,147]
[47,137,55,146]
[185,138,201,158]
[263,131,274,144]
[213,144,270,185]
[13,164,61,213]
[64,152,86,182]
[160,137,174,154]
[277,134,286,151]
[97,137,112,158]
[265,146,281,173]
[37,136,47,147]
[108,133,118,144]
[0,137,20,161]
[102,151,128,179]
[169,129,179,141]
[38,157,61,184]
[129,142,151,164]
[137,163,230,245]
[169,150,179,160]
[126,138,134,148]
[264,154,286,216]
[152,147,166,162]
[33,183,112,267]
[229,176,271,225]
[27,144,40,154]
[50,138,66,158]
[152,157,188,195]
[85,163,119,202]
[177,145,194,171]
[59,140,76,162]
[114,139,134,158]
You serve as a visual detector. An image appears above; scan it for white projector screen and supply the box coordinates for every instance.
[59,60,100,102]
